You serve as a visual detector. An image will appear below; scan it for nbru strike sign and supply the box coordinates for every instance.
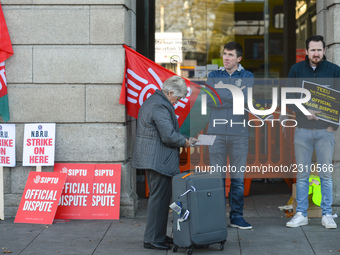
[0,124,15,167]
[22,123,56,166]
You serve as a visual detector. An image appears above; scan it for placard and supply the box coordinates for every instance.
[54,163,121,220]
[23,123,56,166]
[0,124,15,167]
[14,171,67,224]
[302,81,340,125]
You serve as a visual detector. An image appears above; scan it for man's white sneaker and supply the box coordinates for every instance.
[322,215,337,229]
[286,212,308,228]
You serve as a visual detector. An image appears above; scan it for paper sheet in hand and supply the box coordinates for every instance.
[195,135,216,146]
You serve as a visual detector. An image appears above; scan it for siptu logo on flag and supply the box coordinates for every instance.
[119,45,201,128]
[0,2,14,123]
[0,62,8,98]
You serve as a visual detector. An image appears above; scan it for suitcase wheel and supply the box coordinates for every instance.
[172,245,178,253]
[220,241,226,251]
[186,248,193,255]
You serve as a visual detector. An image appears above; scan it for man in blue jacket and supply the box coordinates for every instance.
[206,42,254,229]
[286,35,339,229]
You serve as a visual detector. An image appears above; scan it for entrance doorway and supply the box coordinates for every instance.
[135,0,317,199]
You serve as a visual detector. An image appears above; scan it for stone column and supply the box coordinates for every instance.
[317,0,340,214]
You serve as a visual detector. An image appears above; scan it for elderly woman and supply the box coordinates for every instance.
[132,76,195,250]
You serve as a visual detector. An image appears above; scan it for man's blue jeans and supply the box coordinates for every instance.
[208,135,248,220]
[294,127,335,216]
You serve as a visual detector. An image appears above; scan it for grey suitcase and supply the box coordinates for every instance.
[171,171,227,254]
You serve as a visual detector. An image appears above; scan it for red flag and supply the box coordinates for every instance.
[0,2,13,63]
[0,2,13,122]
[119,45,200,127]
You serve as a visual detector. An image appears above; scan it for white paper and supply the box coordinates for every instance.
[194,134,216,146]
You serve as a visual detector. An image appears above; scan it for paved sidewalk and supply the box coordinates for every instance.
[1,183,339,255]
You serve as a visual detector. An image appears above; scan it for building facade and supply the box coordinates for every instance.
[1,0,138,217]
[1,0,340,218]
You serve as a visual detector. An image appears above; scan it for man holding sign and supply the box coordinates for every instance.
[286,35,340,229]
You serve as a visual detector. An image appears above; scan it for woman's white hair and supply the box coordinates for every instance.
[162,76,188,99]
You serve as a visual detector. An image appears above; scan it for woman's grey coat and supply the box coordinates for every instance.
[132,90,186,177]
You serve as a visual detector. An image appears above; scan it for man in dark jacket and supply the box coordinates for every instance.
[132,76,195,250]
[286,35,339,229]
[206,42,254,230]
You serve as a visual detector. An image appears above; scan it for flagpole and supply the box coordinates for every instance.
[0,166,4,220]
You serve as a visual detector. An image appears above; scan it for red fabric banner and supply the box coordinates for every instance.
[0,3,13,122]
[119,45,200,127]
[0,2,13,63]
[0,61,10,123]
